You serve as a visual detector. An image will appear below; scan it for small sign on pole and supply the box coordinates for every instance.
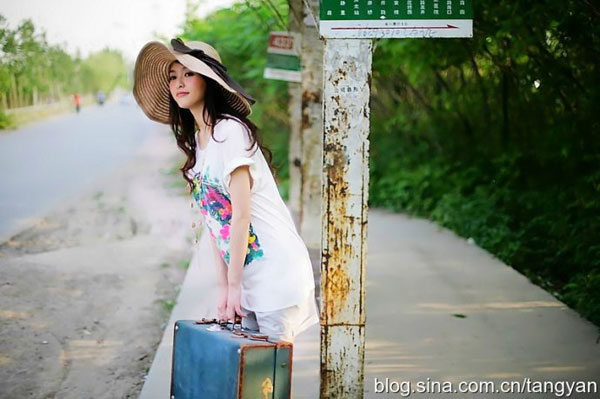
[319,0,473,38]
[264,31,301,82]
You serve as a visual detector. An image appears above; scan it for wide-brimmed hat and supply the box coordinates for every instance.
[133,37,256,124]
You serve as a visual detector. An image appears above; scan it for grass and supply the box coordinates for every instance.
[158,298,177,313]
[161,165,181,176]
[177,259,190,270]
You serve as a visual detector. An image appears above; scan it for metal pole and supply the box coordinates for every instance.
[320,37,372,399]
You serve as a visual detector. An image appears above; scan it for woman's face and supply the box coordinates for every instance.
[168,61,207,110]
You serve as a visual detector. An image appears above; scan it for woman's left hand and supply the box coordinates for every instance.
[225,284,247,321]
[216,285,228,322]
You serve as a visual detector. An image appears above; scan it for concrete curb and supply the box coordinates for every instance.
[139,229,321,398]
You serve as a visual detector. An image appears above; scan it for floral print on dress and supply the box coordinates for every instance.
[192,164,264,266]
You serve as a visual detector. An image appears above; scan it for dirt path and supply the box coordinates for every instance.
[0,125,195,398]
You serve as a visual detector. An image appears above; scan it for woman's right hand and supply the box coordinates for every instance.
[217,285,228,322]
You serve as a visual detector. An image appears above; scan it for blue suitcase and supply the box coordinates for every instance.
[170,318,293,399]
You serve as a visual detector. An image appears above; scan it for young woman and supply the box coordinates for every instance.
[132,38,318,343]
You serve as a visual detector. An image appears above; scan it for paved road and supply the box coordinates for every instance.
[297,210,600,398]
[0,97,154,243]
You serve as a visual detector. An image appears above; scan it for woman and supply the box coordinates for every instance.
[132,38,318,343]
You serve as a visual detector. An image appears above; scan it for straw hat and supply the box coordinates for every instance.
[133,37,256,124]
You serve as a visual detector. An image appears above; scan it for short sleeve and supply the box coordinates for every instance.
[220,119,262,194]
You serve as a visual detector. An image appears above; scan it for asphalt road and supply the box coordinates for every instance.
[0,96,154,243]
[0,122,191,399]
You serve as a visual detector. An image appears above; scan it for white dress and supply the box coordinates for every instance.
[188,114,317,319]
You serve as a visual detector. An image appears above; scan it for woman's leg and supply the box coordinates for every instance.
[246,290,319,343]
[254,307,298,343]
[241,306,260,331]
[241,306,295,343]
[292,289,320,337]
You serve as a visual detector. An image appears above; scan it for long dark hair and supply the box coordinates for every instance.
[168,63,276,193]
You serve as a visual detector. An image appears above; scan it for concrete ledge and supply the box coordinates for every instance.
[138,229,321,398]
[139,231,216,399]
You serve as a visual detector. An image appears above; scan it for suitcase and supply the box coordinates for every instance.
[170,318,293,399]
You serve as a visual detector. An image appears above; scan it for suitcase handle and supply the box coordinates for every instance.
[223,314,242,332]
[194,315,242,329]
[194,317,274,342]
[194,316,245,333]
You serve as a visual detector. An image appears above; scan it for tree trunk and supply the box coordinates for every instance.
[287,0,303,228]
[299,0,324,248]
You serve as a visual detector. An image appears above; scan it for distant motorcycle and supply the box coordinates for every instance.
[97,91,106,106]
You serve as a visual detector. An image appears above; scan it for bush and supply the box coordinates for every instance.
[0,109,14,130]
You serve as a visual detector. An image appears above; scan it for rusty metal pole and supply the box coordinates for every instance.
[320,38,372,399]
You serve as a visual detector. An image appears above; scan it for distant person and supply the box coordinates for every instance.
[73,93,81,113]
[97,91,106,105]
[132,38,318,343]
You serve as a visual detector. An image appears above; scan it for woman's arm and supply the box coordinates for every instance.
[209,234,229,321]
[226,165,253,319]
[209,235,228,288]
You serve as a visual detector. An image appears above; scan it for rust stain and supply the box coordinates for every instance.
[322,136,355,321]
[301,109,310,130]
[302,89,320,102]
[325,263,351,318]
[301,89,321,130]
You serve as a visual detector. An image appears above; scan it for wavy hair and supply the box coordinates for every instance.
[168,62,276,193]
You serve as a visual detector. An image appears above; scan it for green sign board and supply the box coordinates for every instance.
[320,0,473,38]
[264,31,301,82]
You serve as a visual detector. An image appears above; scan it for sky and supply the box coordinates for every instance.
[0,0,239,63]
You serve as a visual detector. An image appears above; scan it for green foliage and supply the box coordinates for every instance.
[560,270,600,324]
[79,49,129,94]
[0,14,129,112]
[369,1,600,326]
[0,108,14,129]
